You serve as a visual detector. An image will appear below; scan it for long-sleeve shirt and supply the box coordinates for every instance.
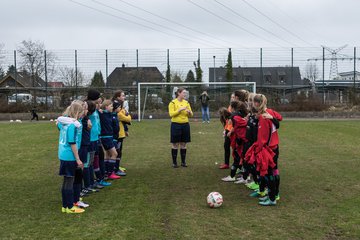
[117,108,132,138]
[99,110,113,138]
[168,98,193,123]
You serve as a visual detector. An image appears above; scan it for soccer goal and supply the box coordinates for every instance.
[137,82,256,122]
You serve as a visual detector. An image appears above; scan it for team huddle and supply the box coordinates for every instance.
[56,89,131,214]
[219,90,282,206]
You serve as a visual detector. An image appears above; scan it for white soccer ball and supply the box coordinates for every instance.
[42,116,45,119]
[149,115,153,119]
[207,192,223,208]
[50,119,54,122]
[15,119,22,123]
[10,120,14,122]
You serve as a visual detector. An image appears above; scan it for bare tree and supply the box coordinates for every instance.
[304,62,319,82]
[0,43,5,78]
[59,66,87,87]
[17,39,56,80]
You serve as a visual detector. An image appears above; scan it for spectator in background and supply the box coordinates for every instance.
[199,91,210,123]
[30,106,39,121]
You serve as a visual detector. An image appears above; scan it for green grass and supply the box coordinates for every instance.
[0,120,359,239]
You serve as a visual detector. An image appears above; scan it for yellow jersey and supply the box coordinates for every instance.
[117,108,131,138]
[168,98,193,123]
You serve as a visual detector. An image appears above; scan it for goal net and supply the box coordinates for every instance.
[137,82,256,121]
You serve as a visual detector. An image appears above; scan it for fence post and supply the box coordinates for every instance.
[14,50,17,104]
[322,47,325,104]
[136,49,139,115]
[291,48,294,102]
[44,50,48,111]
[105,49,108,89]
[260,48,263,92]
[75,50,78,99]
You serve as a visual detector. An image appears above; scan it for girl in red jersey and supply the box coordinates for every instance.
[221,100,248,182]
[245,94,278,206]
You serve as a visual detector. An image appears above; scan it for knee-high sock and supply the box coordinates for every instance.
[180,149,187,164]
[171,149,178,165]
[267,175,276,201]
[62,176,75,208]
[73,168,83,203]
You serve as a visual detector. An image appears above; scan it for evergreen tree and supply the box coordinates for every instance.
[0,66,4,79]
[193,59,203,82]
[185,70,195,82]
[90,71,105,88]
[225,48,233,82]
[7,65,16,75]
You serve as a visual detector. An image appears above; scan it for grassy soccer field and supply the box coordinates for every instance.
[0,120,359,239]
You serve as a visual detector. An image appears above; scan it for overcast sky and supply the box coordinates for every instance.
[1,0,360,49]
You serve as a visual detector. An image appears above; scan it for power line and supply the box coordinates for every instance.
[240,0,314,46]
[187,0,287,48]
[213,0,297,47]
[264,0,340,47]
[69,0,216,48]
[116,0,243,48]
[91,0,224,48]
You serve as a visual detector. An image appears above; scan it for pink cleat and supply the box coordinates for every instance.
[108,172,121,180]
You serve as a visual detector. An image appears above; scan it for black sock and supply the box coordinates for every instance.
[267,175,276,201]
[275,175,280,196]
[180,149,187,164]
[171,149,178,165]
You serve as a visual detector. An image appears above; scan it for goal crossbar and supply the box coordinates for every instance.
[137,82,256,122]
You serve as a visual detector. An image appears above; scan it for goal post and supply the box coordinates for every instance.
[137,82,256,122]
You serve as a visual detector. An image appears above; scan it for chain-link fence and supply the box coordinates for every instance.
[0,47,359,113]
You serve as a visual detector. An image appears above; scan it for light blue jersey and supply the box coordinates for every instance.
[89,110,101,141]
[58,123,79,161]
[76,119,83,149]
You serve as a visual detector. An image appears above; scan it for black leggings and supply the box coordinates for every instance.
[224,130,231,165]
[230,149,241,178]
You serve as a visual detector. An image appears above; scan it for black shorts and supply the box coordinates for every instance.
[101,137,115,150]
[59,160,77,177]
[171,122,191,143]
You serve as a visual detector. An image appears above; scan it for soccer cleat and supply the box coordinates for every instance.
[173,164,179,168]
[247,182,259,190]
[87,187,99,193]
[115,170,127,176]
[249,190,266,198]
[234,178,247,184]
[65,206,85,213]
[108,172,121,180]
[119,167,127,172]
[98,180,112,186]
[181,163,188,167]
[61,207,66,213]
[93,182,104,189]
[219,164,229,169]
[74,201,90,208]
[276,195,280,201]
[258,196,269,202]
[259,199,276,206]
[221,176,236,182]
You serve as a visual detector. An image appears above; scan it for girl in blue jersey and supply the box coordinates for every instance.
[87,90,111,187]
[58,101,85,214]
[99,99,120,180]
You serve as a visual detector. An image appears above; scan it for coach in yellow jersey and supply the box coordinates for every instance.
[168,87,193,168]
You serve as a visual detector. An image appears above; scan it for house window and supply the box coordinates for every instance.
[264,75,272,84]
[279,75,286,84]
[245,76,251,82]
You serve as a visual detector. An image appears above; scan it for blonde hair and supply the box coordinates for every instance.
[63,100,84,119]
[100,99,112,110]
[253,94,267,114]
